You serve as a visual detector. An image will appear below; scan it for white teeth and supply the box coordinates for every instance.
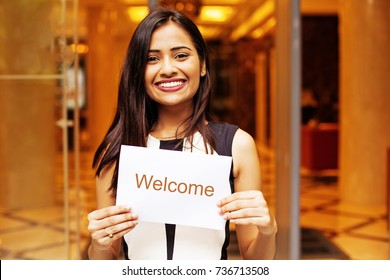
[159,81,184,88]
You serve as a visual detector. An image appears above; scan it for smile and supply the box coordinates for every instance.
[156,80,185,88]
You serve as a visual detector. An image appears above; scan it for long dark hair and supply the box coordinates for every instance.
[93,8,215,195]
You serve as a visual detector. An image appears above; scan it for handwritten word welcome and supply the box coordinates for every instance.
[135,173,215,197]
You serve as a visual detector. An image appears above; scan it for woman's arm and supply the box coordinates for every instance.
[218,129,277,260]
[87,164,138,260]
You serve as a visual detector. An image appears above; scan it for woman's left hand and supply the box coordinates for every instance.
[217,190,277,236]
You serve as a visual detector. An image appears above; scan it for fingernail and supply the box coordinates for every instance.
[122,205,131,211]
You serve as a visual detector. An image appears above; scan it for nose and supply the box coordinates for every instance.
[160,57,177,77]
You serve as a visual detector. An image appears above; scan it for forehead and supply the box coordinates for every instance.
[149,21,195,49]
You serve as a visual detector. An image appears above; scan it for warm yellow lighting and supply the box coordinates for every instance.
[126,6,149,22]
[204,0,241,4]
[251,27,264,39]
[197,25,221,39]
[176,2,185,11]
[120,0,148,4]
[70,43,89,54]
[301,0,339,14]
[199,6,234,23]
[250,17,276,39]
[231,0,274,40]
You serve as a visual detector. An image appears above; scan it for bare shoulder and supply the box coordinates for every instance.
[232,128,257,152]
[231,129,260,183]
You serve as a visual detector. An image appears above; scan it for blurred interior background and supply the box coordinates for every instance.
[0,0,389,260]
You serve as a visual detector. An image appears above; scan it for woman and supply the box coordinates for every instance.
[87,8,277,260]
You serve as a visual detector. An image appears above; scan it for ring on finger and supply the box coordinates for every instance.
[104,228,114,239]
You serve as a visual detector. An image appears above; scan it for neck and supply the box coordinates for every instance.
[151,120,188,140]
[151,104,194,140]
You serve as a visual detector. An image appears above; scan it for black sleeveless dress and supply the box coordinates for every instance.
[122,122,239,260]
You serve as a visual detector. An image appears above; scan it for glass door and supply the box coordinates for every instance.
[0,0,83,259]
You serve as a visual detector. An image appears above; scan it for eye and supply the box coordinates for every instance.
[147,56,159,63]
[175,53,189,60]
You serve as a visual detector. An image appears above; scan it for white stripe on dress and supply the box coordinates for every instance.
[123,133,227,260]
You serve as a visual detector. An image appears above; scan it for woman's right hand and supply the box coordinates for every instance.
[87,205,138,251]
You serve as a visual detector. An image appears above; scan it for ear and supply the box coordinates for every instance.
[200,63,206,77]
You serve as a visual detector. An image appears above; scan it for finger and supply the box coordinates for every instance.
[220,198,267,214]
[102,212,138,228]
[107,225,138,241]
[224,208,268,220]
[232,216,276,235]
[98,221,139,245]
[218,190,263,207]
[91,218,138,243]
[88,211,137,233]
[230,217,262,226]
[88,205,132,221]
[103,219,139,239]
[91,230,122,250]
[228,210,271,226]
[219,199,256,214]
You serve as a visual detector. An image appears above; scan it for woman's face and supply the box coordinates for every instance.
[144,21,205,110]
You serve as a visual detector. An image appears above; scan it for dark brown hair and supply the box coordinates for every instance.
[92,8,215,195]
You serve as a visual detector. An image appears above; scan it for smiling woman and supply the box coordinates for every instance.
[87,7,277,260]
[144,21,206,111]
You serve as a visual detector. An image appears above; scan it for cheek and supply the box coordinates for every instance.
[144,68,153,84]
[144,74,155,97]
[145,64,160,80]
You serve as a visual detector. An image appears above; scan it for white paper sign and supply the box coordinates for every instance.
[116,145,232,230]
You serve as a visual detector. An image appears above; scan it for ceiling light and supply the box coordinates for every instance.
[231,0,274,40]
[120,0,148,4]
[70,43,89,54]
[160,0,202,19]
[197,25,221,39]
[126,6,149,22]
[199,6,234,23]
[250,17,276,39]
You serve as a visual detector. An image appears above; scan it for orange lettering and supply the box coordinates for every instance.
[135,173,153,189]
[188,183,204,195]
[153,179,162,191]
[168,181,177,192]
[177,182,187,194]
[134,173,214,197]
[204,186,214,197]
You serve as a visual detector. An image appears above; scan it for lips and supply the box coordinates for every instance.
[155,79,186,91]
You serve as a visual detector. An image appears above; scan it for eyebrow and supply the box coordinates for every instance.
[148,46,192,53]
